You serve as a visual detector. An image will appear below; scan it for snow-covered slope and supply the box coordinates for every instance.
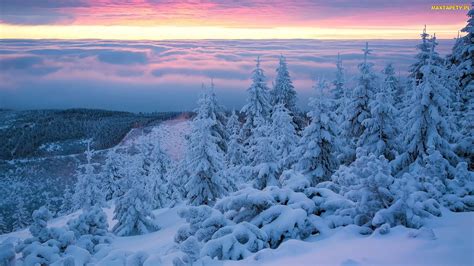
[2,116,472,266]
[119,114,190,161]
[228,209,474,266]
[89,208,474,266]
[2,206,473,266]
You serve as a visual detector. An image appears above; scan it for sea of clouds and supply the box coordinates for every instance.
[0,39,453,112]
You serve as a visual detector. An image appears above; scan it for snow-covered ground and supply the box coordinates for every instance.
[148,115,191,161]
[231,210,474,266]
[86,208,474,266]
[120,114,191,161]
[2,206,473,266]
[2,117,472,266]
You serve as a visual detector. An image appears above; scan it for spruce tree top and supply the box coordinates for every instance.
[272,55,297,112]
[409,26,444,85]
[241,57,272,123]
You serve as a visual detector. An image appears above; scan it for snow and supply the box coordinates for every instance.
[121,115,191,162]
[2,206,472,266]
[226,209,474,266]
[1,110,473,265]
[111,207,182,254]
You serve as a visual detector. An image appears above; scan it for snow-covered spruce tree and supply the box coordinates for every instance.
[112,152,160,236]
[225,110,244,168]
[202,222,269,261]
[67,206,112,254]
[15,206,56,264]
[175,205,231,245]
[272,55,297,113]
[27,206,52,243]
[393,44,459,179]
[173,236,202,266]
[341,42,377,164]
[15,206,76,265]
[174,205,252,263]
[214,186,320,249]
[240,57,272,144]
[382,63,403,108]
[150,143,172,208]
[170,149,190,204]
[452,3,474,89]
[183,91,233,205]
[102,148,125,200]
[432,35,460,143]
[442,162,474,211]
[43,192,63,218]
[58,185,75,216]
[382,63,406,144]
[332,53,346,121]
[331,152,395,230]
[458,97,474,166]
[175,186,321,261]
[12,199,30,231]
[72,142,105,211]
[291,79,339,185]
[247,117,279,189]
[136,136,154,177]
[409,25,444,86]
[198,81,229,153]
[372,171,442,230]
[450,5,474,160]
[358,75,398,161]
[271,103,298,167]
[224,110,246,187]
[411,148,474,212]
[15,205,110,265]
[443,59,462,116]
[136,137,171,209]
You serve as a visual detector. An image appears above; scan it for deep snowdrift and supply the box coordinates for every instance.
[1,206,473,266]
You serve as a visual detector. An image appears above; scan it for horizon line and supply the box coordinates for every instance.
[0,24,464,40]
[0,37,459,41]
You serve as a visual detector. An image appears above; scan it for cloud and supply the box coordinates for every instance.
[0,55,62,77]
[0,55,43,70]
[0,0,83,25]
[215,54,242,62]
[0,0,467,29]
[97,50,149,65]
[0,39,455,112]
[151,66,249,80]
[1,0,89,8]
[116,69,145,77]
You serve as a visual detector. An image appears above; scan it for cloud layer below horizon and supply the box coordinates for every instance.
[0,39,454,112]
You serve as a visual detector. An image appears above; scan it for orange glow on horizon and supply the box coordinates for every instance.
[0,24,465,40]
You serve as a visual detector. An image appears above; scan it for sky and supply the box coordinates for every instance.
[0,0,471,39]
[0,1,471,112]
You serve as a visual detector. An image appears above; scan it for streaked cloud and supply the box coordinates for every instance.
[97,50,149,65]
[0,39,454,112]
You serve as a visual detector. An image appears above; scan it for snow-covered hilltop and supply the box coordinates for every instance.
[1,6,473,265]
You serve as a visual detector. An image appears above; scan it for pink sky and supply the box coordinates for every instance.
[0,0,471,39]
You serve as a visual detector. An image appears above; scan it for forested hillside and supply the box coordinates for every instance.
[0,109,179,160]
